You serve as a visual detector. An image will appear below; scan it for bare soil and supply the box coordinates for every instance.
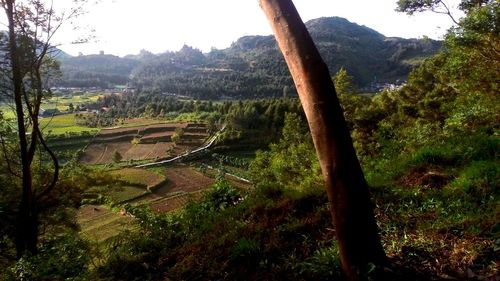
[159,166,215,194]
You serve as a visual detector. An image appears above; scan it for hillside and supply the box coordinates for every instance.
[56,17,441,97]
[57,54,140,88]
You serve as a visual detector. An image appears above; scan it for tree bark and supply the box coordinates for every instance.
[258,0,387,280]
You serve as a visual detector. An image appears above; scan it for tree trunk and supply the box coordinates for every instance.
[258,0,387,280]
[4,0,39,256]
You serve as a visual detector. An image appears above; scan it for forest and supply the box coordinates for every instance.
[0,0,498,280]
[56,17,441,97]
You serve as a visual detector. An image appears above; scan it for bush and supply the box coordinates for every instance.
[452,160,500,196]
[410,133,498,167]
[3,232,90,281]
[230,238,260,260]
[203,174,241,210]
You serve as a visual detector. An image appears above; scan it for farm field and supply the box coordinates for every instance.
[109,168,166,190]
[77,165,219,242]
[41,92,104,112]
[158,165,214,194]
[77,205,135,242]
[67,119,249,244]
[90,167,166,203]
[39,113,100,135]
[107,185,146,203]
[80,122,209,164]
[149,190,204,213]
[128,165,217,212]
[114,118,175,128]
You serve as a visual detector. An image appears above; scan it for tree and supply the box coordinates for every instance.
[333,68,357,96]
[258,1,387,280]
[396,0,460,24]
[171,127,184,144]
[396,0,495,24]
[0,0,87,257]
[112,150,122,163]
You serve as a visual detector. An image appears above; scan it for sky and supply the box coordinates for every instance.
[6,0,464,57]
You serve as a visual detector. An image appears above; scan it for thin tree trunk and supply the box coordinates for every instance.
[258,0,387,280]
[4,0,38,256]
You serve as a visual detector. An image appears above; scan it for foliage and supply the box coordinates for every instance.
[95,179,339,281]
[333,67,357,96]
[171,127,184,144]
[249,112,322,190]
[203,173,241,210]
[298,244,343,280]
[451,160,500,196]
[112,150,122,163]
[58,54,140,88]
[3,232,90,281]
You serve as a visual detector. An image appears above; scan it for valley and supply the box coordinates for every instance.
[0,4,498,280]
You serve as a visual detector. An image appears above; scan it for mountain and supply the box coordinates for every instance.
[306,17,441,86]
[56,17,442,97]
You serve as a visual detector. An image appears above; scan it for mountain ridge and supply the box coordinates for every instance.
[57,16,442,96]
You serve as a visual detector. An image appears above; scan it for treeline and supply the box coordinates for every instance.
[92,92,220,118]
[83,90,304,144]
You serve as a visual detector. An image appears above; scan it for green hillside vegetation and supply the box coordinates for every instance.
[58,54,140,88]
[56,17,441,98]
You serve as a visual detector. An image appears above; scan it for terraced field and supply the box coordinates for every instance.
[77,205,135,242]
[79,122,209,164]
[149,191,204,213]
[77,163,252,243]
[75,121,251,243]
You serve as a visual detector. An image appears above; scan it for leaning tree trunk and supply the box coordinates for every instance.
[258,0,387,280]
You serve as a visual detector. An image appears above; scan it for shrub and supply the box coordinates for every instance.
[452,160,500,196]
[3,232,90,281]
[230,238,260,260]
[203,176,241,210]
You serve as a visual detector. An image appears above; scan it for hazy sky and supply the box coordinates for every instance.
[11,0,464,57]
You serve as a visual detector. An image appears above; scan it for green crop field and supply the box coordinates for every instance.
[40,113,99,135]
[41,92,104,111]
[109,168,166,190]
[77,205,135,242]
[107,185,147,203]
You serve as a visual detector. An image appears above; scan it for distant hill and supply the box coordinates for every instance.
[57,54,140,88]
[56,17,442,97]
